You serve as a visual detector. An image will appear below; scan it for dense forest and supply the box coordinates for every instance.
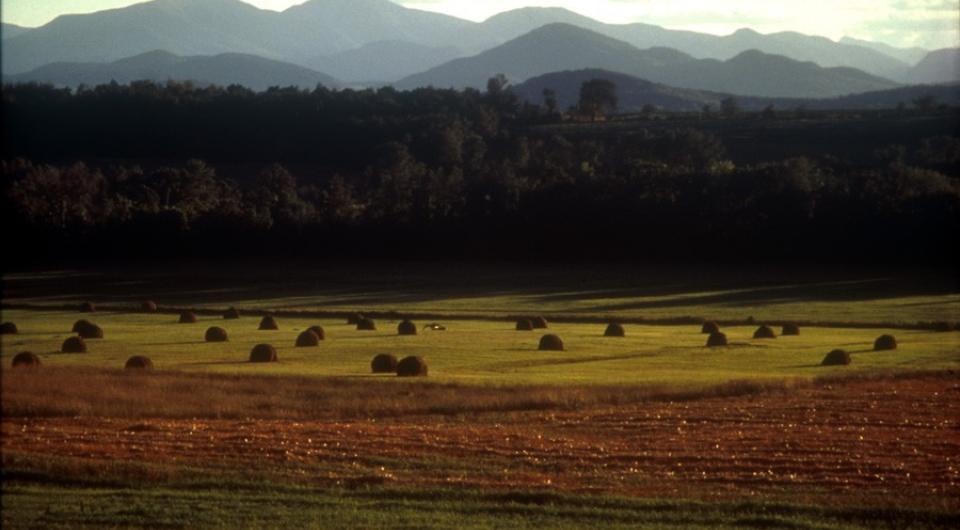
[2,81,959,265]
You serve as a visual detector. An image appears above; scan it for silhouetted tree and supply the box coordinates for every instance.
[721,97,739,118]
[578,79,618,119]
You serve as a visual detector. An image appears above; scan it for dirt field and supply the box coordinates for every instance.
[4,374,957,510]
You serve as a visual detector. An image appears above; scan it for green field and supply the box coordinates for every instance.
[3,265,959,529]
[2,309,958,386]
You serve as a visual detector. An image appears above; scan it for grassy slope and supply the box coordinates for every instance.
[2,309,958,386]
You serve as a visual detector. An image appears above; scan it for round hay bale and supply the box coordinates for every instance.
[308,326,326,340]
[295,330,320,347]
[781,323,800,336]
[61,336,87,353]
[874,334,897,351]
[250,344,278,363]
[141,300,158,313]
[701,321,720,334]
[205,326,228,342]
[532,316,549,329]
[347,313,365,325]
[0,322,18,335]
[398,320,418,336]
[259,315,279,330]
[357,318,377,331]
[604,323,625,337]
[12,352,40,368]
[538,334,564,351]
[79,301,96,313]
[179,311,198,324]
[516,319,534,331]
[706,332,728,347]
[753,325,776,339]
[371,353,399,374]
[396,356,428,377]
[223,307,241,320]
[821,349,851,366]
[74,321,104,339]
[125,356,154,370]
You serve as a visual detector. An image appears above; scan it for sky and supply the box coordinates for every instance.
[2,0,958,49]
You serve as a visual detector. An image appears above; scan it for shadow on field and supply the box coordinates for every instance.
[3,262,957,317]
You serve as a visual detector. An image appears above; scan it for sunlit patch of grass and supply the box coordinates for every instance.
[2,310,958,388]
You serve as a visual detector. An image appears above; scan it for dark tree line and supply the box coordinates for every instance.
[2,81,958,265]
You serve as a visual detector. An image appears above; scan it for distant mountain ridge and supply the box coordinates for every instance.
[0,0,926,83]
[1,22,29,39]
[397,24,899,98]
[840,36,929,65]
[907,49,960,85]
[4,50,341,91]
[512,68,960,112]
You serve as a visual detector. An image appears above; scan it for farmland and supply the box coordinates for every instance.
[2,264,959,528]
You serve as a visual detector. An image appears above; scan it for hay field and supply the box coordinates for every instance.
[2,309,958,387]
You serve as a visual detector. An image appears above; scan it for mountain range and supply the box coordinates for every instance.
[907,49,960,85]
[2,0,950,81]
[1,0,956,98]
[4,50,340,91]
[396,24,899,98]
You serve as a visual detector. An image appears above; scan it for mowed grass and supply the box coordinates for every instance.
[2,309,958,386]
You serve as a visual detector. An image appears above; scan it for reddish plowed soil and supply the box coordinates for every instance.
[3,376,958,508]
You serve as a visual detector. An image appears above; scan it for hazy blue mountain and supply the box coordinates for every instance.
[513,68,958,112]
[276,0,472,59]
[815,82,960,109]
[2,22,29,39]
[398,25,899,98]
[513,69,737,112]
[0,0,472,80]
[396,24,692,91]
[906,49,960,84]
[1,0,918,84]
[1,0,283,74]
[654,49,899,98]
[467,7,910,80]
[840,36,929,65]
[5,50,340,91]
[308,40,463,83]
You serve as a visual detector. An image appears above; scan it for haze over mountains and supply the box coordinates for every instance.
[5,50,340,92]
[2,0,957,100]
[396,24,900,98]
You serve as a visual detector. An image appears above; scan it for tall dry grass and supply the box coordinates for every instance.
[3,368,953,421]
[0,367,800,420]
